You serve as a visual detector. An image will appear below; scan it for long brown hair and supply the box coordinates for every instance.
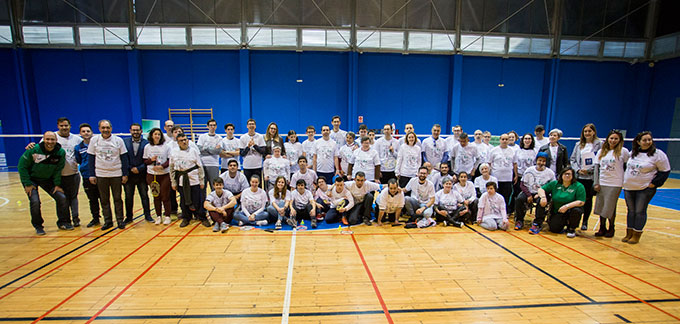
[598,130,623,161]
[272,176,288,199]
[264,122,281,142]
[578,123,598,149]
[631,131,656,158]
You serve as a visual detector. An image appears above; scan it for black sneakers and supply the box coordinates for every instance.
[58,224,74,231]
[86,219,101,228]
[179,219,191,228]
[35,228,46,235]
[101,223,114,231]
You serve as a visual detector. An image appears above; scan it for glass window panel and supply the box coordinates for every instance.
[192,27,216,45]
[47,26,74,44]
[602,41,625,57]
[23,26,48,44]
[248,27,272,46]
[652,36,676,56]
[559,39,578,55]
[530,38,551,54]
[104,27,129,44]
[578,40,600,56]
[161,27,187,45]
[509,37,530,54]
[79,27,104,44]
[623,41,645,58]
[272,28,296,46]
[0,26,12,43]
[380,31,404,50]
[216,27,240,45]
[357,30,379,48]
[482,35,505,53]
[302,29,326,47]
[431,33,455,51]
[460,34,483,52]
[137,26,161,45]
[326,30,350,48]
[409,32,432,51]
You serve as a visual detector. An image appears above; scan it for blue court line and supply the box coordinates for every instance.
[1,298,677,321]
[614,313,632,323]
[0,214,143,291]
[464,224,595,302]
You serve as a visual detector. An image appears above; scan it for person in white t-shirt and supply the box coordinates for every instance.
[404,167,435,220]
[290,179,317,228]
[488,134,517,214]
[197,119,223,191]
[474,163,498,197]
[290,156,317,190]
[344,172,381,225]
[234,175,270,226]
[454,171,477,223]
[348,136,381,182]
[219,160,249,201]
[163,120,174,143]
[428,162,454,192]
[374,124,399,184]
[143,128,172,225]
[477,182,509,231]
[376,179,405,226]
[263,145,290,188]
[285,130,303,175]
[324,177,355,225]
[239,119,267,183]
[507,131,520,154]
[446,125,463,155]
[267,176,293,230]
[450,132,481,176]
[396,132,422,188]
[204,177,236,233]
[314,125,338,183]
[335,131,358,179]
[534,125,549,149]
[516,152,555,232]
[593,130,629,238]
[434,176,465,227]
[397,123,422,148]
[622,131,671,244]
[472,129,490,181]
[512,133,539,225]
[421,124,448,171]
[219,123,240,173]
[330,115,347,147]
[302,125,316,161]
[569,123,602,231]
[170,133,210,229]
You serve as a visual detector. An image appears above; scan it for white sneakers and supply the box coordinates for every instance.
[155,216,162,225]
[163,216,171,225]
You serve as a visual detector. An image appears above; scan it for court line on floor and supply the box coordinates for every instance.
[464,224,594,302]
[84,223,200,323]
[351,234,394,324]
[505,231,680,321]
[0,216,145,299]
[31,220,180,323]
[281,228,297,324]
[583,236,680,275]
[538,234,680,299]
[4,298,680,321]
[157,231,480,237]
[0,206,145,278]
[0,197,9,208]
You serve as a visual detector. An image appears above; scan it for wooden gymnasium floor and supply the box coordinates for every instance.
[0,172,679,324]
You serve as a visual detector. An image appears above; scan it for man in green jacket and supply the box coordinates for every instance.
[18,131,70,235]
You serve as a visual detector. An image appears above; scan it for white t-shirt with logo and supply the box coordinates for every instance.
[290,189,314,209]
[220,137,241,169]
[489,146,517,182]
[521,166,556,194]
[314,138,337,173]
[454,181,477,202]
[395,144,421,178]
[330,129,347,147]
[378,188,405,213]
[421,136,447,165]
[405,178,435,205]
[87,134,127,178]
[350,148,381,181]
[450,143,480,174]
[516,147,539,175]
[302,139,316,160]
[435,189,464,212]
[475,175,498,194]
[345,181,381,204]
[197,133,223,167]
[595,148,630,187]
[239,132,265,169]
[219,171,249,195]
[169,147,203,187]
[336,143,357,174]
[268,188,291,206]
[374,137,399,172]
[56,133,82,176]
[284,142,303,173]
[290,169,317,190]
[263,156,290,183]
[206,190,234,208]
[240,188,267,214]
[623,150,670,191]
[143,143,171,175]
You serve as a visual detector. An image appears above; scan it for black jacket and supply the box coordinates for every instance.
[538,142,569,175]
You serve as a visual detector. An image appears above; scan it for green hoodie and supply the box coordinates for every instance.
[18,142,66,187]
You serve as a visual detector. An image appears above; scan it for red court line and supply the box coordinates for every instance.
[85,223,200,323]
[0,206,145,278]
[538,234,680,299]
[584,236,680,275]
[505,231,680,321]
[0,219,145,301]
[31,220,180,323]
[351,234,394,324]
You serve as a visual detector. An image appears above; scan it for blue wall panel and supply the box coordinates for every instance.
[460,56,547,136]
[0,49,27,162]
[357,53,450,134]
[29,50,132,132]
[647,57,680,149]
[299,52,348,131]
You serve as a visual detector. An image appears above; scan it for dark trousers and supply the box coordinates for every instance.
[497,181,513,214]
[209,209,234,224]
[548,206,583,233]
[170,188,178,214]
[624,187,656,231]
[515,192,538,223]
[398,176,412,188]
[27,178,70,229]
[97,177,124,225]
[81,176,101,221]
[531,197,549,226]
[577,178,594,224]
[324,199,350,223]
[317,172,335,184]
[347,193,374,225]
[434,205,465,223]
[464,200,478,223]
[292,203,313,221]
[510,177,521,215]
[243,168,262,184]
[60,174,80,224]
[124,173,151,219]
[147,173,171,217]
[380,171,396,184]
[204,166,220,191]
[316,197,330,214]
[179,185,207,221]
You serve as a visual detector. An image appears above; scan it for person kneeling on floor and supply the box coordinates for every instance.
[476,182,509,231]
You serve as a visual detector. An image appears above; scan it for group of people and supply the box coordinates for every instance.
[18,116,671,244]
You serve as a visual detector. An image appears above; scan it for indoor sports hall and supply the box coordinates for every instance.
[0,0,679,323]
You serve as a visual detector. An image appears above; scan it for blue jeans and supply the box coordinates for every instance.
[405,197,433,218]
[267,201,288,222]
[624,187,656,231]
[233,209,269,225]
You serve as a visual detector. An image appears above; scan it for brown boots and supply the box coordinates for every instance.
[621,228,642,244]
